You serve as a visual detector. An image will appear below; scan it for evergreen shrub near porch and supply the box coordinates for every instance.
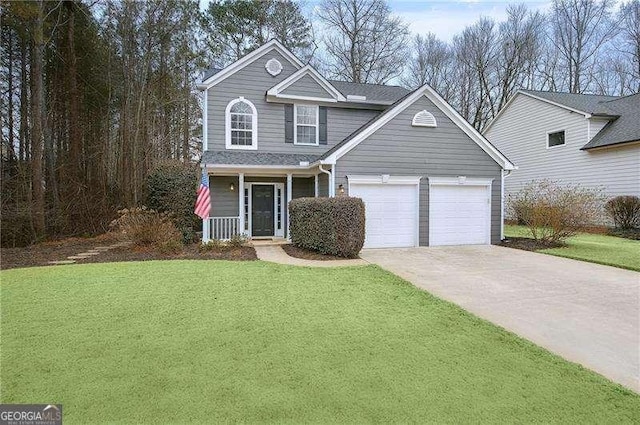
[289,197,365,258]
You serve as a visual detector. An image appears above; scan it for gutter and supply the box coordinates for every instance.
[318,164,334,197]
[501,169,513,241]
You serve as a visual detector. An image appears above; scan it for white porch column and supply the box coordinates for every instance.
[329,167,335,197]
[314,174,319,197]
[202,218,210,243]
[238,173,245,235]
[286,173,293,240]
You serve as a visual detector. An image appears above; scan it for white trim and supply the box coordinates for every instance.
[202,89,208,151]
[347,175,422,185]
[347,175,422,248]
[293,104,320,146]
[546,128,566,149]
[325,84,515,170]
[267,65,346,102]
[238,173,245,234]
[247,182,285,238]
[314,174,319,197]
[286,174,292,240]
[428,177,492,246]
[225,97,258,150]
[267,94,339,103]
[199,40,303,89]
[412,110,437,127]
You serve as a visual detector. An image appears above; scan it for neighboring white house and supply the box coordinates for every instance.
[484,90,640,208]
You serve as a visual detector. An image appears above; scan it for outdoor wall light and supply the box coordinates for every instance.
[338,184,345,195]
[229,183,235,191]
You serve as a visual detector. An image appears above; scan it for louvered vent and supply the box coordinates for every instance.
[412,110,437,127]
[265,58,283,76]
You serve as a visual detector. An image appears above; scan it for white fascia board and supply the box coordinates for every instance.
[347,175,422,185]
[267,65,346,102]
[199,40,304,90]
[266,94,338,103]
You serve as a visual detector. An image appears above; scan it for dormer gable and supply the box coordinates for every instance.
[266,65,346,103]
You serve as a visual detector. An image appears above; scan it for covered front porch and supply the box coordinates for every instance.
[202,165,335,242]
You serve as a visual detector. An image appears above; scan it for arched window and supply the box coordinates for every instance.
[412,110,437,127]
[226,97,257,149]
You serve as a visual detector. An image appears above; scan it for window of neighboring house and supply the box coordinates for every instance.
[226,97,257,149]
[294,104,319,145]
[547,130,565,148]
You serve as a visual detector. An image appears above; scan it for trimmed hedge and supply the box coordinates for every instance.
[605,195,640,229]
[289,197,365,258]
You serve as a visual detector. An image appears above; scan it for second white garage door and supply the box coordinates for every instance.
[429,180,492,246]
[349,182,419,248]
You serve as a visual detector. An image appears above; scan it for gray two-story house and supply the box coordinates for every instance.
[198,40,514,248]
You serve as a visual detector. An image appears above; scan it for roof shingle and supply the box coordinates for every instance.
[202,150,319,167]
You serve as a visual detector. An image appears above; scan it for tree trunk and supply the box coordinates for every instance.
[30,0,46,238]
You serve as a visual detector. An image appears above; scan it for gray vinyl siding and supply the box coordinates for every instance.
[210,176,239,217]
[317,172,329,197]
[205,48,380,155]
[485,94,640,200]
[335,95,503,245]
[281,75,334,99]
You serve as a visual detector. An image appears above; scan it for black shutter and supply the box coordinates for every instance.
[285,104,294,143]
[319,106,327,145]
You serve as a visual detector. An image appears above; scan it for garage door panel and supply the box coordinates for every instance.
[349,183,418,248]
[429,184,491,246]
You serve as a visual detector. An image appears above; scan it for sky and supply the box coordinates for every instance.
[200,0,555,42]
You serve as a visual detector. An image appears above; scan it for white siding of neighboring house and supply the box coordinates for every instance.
[485,94,640,207]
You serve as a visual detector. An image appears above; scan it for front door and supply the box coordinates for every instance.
[251,185,275,237]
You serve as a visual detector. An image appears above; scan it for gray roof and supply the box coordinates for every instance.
[582,93,640,150]
[520,90,620,116]
[202,150,319,166]
[329,80,410,103]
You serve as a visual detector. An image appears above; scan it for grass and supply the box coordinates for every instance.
[2,261,639,423]
[505,225,640,271]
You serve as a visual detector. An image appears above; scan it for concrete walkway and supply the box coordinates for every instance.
[360,245,640,392]
[254,245,367,267]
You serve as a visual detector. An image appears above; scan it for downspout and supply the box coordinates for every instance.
[318,164,333,197]
[501,169,512,240]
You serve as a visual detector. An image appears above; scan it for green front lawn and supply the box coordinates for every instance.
[2,261,638,423]
[505,225,640,271]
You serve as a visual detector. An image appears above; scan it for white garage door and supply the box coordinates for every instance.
[429,183,491,246]
[349,182,418,248]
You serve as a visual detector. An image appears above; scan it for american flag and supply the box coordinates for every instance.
[194,170,211,219]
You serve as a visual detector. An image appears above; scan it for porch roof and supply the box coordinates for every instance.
[202,150,319,167]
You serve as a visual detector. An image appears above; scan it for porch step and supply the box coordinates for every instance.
[249,238,289,247]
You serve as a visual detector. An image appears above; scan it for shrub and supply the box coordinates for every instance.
[227,233,248,248]
[146,162,200,244]
[158,239,184,254]
[198,239,224,252]
[109,207,183,248]
[605,196,640,229]
[507,180,604,244]
[289,197,365,258]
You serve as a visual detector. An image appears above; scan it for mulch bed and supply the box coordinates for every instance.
[1,235,257,270]
[281,243,357,261]
[500,237,565,252]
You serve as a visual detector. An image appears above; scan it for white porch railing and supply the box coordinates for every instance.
[207,216,241,240]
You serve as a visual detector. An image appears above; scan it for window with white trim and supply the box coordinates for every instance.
[547,130,565,148]
[294,104,319,145]
[226,97,257,149]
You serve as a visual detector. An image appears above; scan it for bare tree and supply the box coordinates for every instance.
[402,33,452,95]
[618,0,640,91]
[317,0,409,84]
[550,0,617,93]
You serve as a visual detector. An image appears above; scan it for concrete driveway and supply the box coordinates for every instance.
[360,245,640,392]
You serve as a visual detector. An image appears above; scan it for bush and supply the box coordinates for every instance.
[227,233,248,248]
[289,197,365,258]
[507,180,604,244]
[198,239,225,252]
[109,207,183,249]
[146,162,200,244]
[605,196,640,229]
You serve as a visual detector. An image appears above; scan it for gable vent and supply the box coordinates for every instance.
[412,110,437,127]
[265,58,283,76]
